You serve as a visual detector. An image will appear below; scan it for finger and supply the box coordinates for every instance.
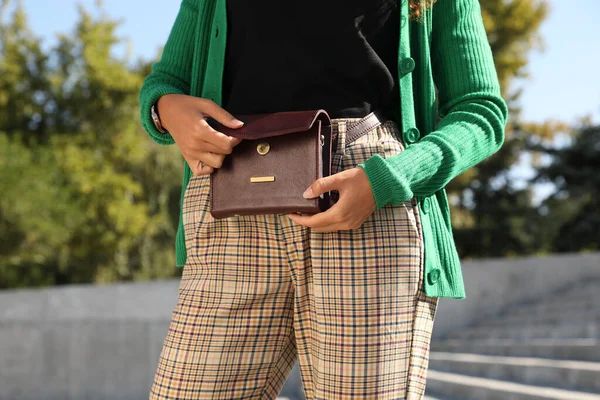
[189,160,214,176]
[303,175,341,199]
[199,164,214,175]
[192,139,238,156]
[311,224,345,233]
[198,151,226,169]
[200,99,244,129]
[288,207,341,229]
[292,214,359,233]
[288,213,343,232]
[197,119,242,152]
[194,165,215,176]
[229,136,243,146]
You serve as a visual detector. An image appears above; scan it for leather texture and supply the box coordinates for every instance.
[213,110,330,140]
[209,110,332,219]
[209,109,383,219]
[344,109,387,145]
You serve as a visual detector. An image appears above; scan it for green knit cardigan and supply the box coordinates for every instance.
[139,0,508,299]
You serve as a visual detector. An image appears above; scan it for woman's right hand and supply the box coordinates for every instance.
[156,94,244,176]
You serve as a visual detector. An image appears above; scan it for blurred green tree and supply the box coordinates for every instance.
[0,0,183,288]
[449,0,554,259]
[533,124,600,252]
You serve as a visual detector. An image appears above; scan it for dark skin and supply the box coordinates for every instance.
[287,167,377,232]
[157,94,244,176]
[158,94,378,232]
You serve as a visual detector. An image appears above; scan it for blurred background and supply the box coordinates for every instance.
[0,0,598,399]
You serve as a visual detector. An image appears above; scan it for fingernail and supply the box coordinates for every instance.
[303,188,313,198]
[232,119,244,126]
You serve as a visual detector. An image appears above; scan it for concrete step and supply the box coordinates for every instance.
[426,370,600,400]
[559,281,600,296]
[432,339,600,361]
[478,310,600,328]
[502,299,599,318]
[503,284,600,313]
[429,352,600,393]
[448,321,599,340]
[553,291,600,303]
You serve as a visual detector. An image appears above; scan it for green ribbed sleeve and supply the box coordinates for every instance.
[360,0,508,209]
[139,0,199,146]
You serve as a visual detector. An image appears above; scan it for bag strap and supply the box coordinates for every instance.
[344,109,387,145]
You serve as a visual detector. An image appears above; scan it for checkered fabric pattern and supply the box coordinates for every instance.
[150,118,439,400]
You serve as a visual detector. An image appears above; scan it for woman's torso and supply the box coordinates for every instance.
[222,0,400,119]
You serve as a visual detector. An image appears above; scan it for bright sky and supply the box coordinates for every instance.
[18,0,600,124]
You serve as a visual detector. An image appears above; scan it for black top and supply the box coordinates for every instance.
[221,1,400,120]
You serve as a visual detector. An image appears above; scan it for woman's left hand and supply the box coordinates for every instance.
[288,167,377,232]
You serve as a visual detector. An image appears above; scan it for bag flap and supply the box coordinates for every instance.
[208,109,331,140]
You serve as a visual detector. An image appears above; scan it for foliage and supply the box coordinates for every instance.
[0,1,182,288]
[534,125,600,252]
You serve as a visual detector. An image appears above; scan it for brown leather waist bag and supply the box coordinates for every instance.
[208,109,384,219]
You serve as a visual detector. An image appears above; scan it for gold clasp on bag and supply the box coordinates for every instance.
[257,142,270,155]
[250,176,275,183]
[253,142,274,182]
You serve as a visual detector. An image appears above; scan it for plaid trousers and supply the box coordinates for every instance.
[150,118,439,400]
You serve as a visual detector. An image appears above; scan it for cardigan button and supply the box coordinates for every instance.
[421,197,431,214]
[403,127,420,144]
[400,57,415,75]
[428,269,441,285]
